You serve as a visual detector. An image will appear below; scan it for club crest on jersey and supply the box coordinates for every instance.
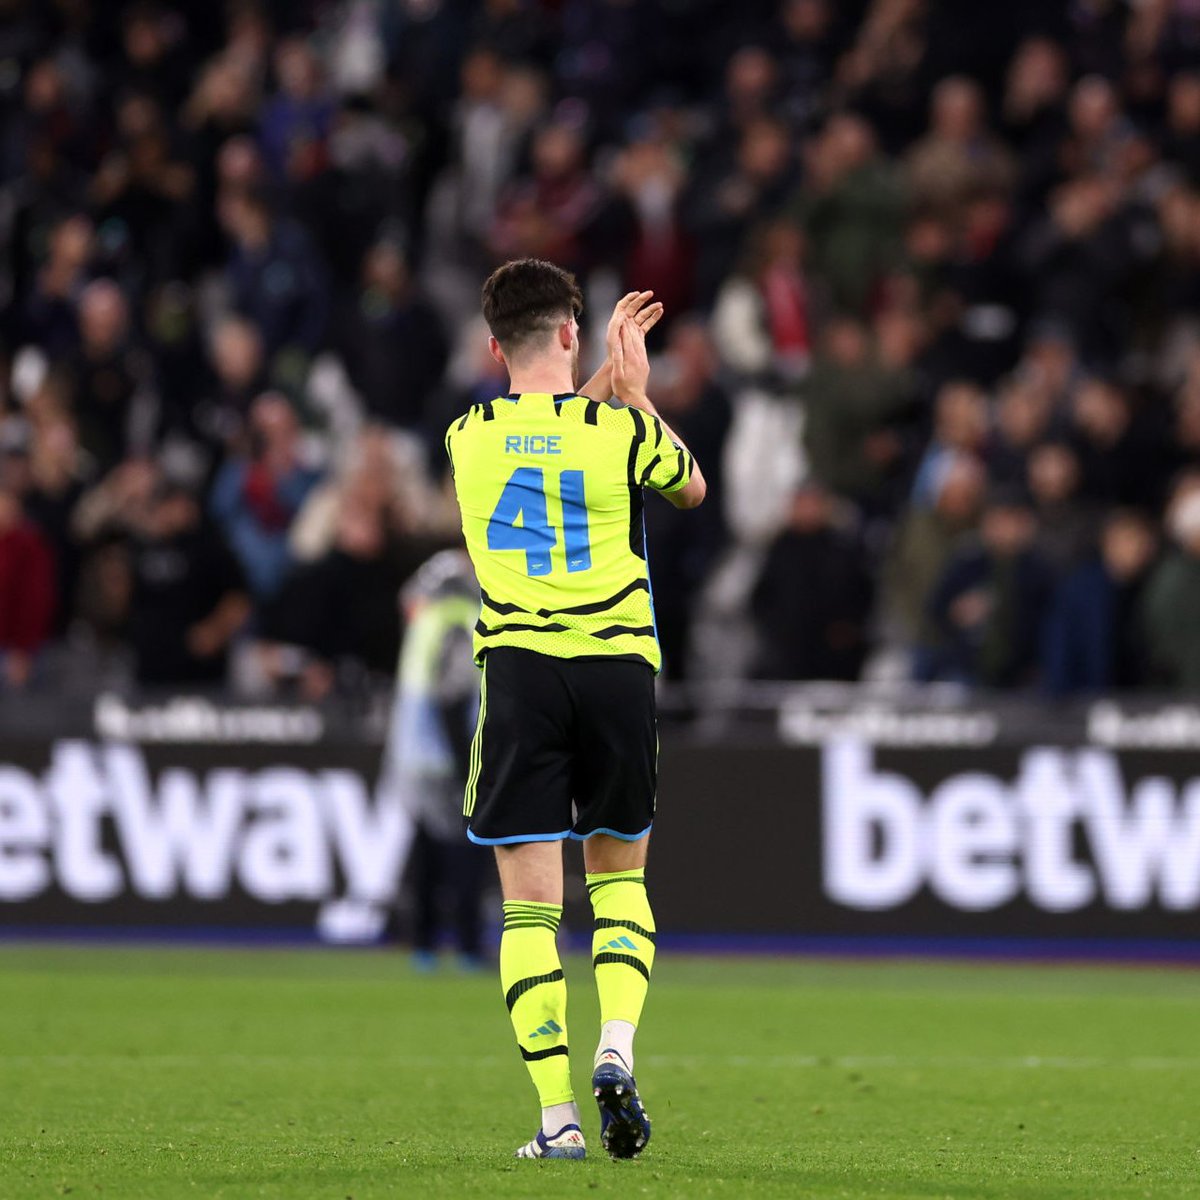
[505,434,562,455]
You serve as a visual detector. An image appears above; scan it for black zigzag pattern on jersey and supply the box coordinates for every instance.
[479,579,649,619]
[626,407,647,560]
[662,447,688,491]
[476,619,570,638]
[591,624,656,640]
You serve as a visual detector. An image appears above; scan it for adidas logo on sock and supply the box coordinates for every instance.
[528,1019,563,1038]
[602,936,638,951]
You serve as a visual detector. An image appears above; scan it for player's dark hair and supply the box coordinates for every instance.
[481,258,583,355]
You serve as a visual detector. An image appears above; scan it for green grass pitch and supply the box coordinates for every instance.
[2,945,1198,1199]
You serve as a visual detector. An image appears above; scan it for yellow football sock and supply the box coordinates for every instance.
[586,869,656,1029]
[499,901,573,1106]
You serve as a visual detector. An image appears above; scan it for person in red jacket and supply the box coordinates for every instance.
[0,487,56,689]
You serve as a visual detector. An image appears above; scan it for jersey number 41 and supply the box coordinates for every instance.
[487,467,592,577]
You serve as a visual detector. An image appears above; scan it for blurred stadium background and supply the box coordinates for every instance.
[4,3,1200,1196]
[2,0,1200,955]
[1,0,1198,957]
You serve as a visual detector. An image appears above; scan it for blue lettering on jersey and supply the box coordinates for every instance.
[504,434,562,455]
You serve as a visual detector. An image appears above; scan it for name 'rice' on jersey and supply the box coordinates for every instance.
[445,391,694,672]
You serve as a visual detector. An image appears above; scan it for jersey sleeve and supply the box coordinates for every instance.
[633,409,694,495]
[444,408,471,473]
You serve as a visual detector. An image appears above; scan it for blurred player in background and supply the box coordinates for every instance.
[384,550,490,969]
[445,260,706,1160]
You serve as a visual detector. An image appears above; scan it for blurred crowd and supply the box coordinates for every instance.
[3,0,1200,698]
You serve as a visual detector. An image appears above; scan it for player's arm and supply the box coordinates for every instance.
[612,318,707,510]
[578,291,664,402]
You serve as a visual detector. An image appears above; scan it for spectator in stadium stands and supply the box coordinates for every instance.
[1019,321,1082,413]
[1043,508,1157,695]
[610,122,696,324]
[905,77,1015,221]
[209,392,322,602]
[1142,479,1200,690]
[988,375,1058,485]
[751,483,873,681]
[540,0,645,130]
[489,121,605,279]
[1000,38,1069,209]
[796,112,905,317]
[1157,185,1200,329]
[219,184,329,362]
[1171,347,1200,466]
[3,56,92,196]
[181,54,259,268]
[68,280,147,475]
[1015,173,1157,367]
[910,381,989,507]
[21,411,91,636]
[258,37,334,187]
[143,282,209,448]
[334,240,449,433]
[802,315,913,508]
[1027,440,1099,578]
[926,485,1054,687]
[193,316,267,451]
[314,99,413,289]
[1069,377,1166,509]
[216,134,266,195]
[127,479,250,687]
[712,218,812,394]
[881,453,985,676]
[116,2,191,110]
[21,214,93,358]
[0,485,56,690]
[695,45,781,159]
[89,91,196,285]
[4,143,90,326]
[1060,76,1133,183]
[778,0,841,133]
[289,425,436,565]
[686,116,797,306]
[642,319,731,679]
[434,49,543,258]
[261,496,410,699]
[1164,72,1200,185]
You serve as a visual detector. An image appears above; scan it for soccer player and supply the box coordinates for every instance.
[445,259,706,1161]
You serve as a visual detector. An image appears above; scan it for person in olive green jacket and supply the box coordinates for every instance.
[1142,487,1200,690]
[880,454,985,671]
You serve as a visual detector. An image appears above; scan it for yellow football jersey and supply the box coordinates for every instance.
[445,391,694,671]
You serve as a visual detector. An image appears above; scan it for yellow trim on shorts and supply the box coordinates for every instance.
[463,663,488,819]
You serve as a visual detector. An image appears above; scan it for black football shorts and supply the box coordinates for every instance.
[463,647,657,845]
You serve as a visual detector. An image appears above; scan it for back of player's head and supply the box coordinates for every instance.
[481,258,583,358]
